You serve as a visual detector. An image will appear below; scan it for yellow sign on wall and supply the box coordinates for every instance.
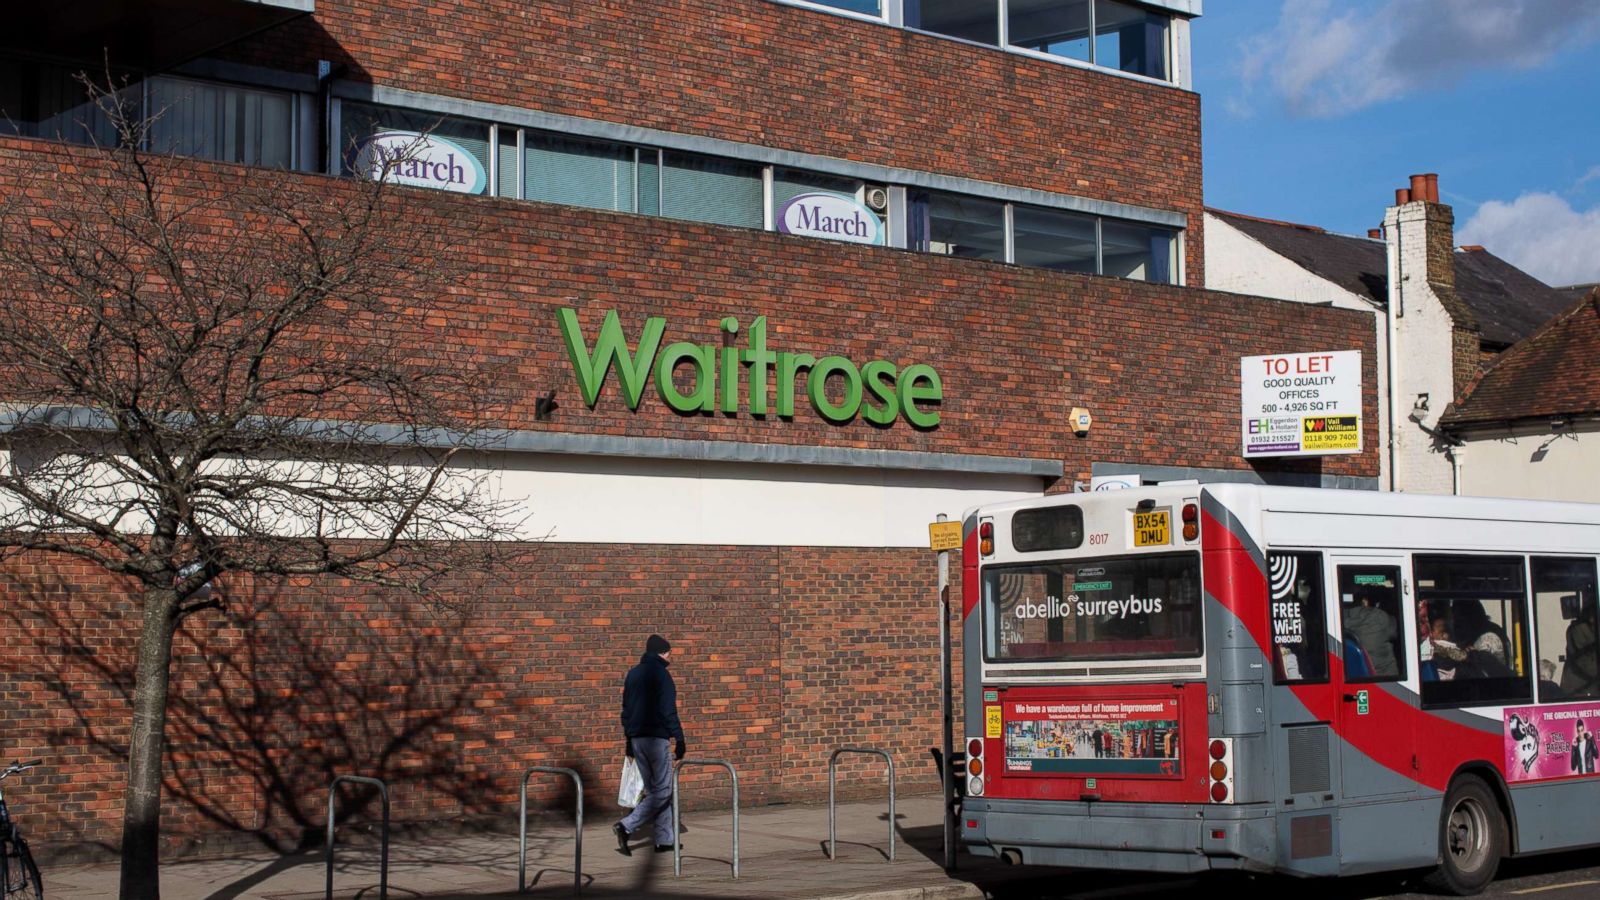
[985,706,1002,739]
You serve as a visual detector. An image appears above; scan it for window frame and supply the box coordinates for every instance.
[1531,555,1600,703]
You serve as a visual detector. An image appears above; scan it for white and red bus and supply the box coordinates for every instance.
[957,484,1600,894]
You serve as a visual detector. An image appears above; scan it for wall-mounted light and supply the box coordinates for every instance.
[1551,416,1570,432]
[1408,393,1430,424]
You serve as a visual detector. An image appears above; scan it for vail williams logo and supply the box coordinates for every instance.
[355,131,486,194]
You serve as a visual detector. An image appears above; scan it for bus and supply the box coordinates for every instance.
[956,484,1600,894]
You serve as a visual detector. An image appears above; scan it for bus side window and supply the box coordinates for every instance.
[1268,551,1327,683]
[1532,557,1599,702]
[1415,555,1533,708]
[1337,565,1405,682]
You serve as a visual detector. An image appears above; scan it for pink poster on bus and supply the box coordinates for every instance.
[1503,703,1600,782]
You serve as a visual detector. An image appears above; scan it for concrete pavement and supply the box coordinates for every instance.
[43,794,1058,899]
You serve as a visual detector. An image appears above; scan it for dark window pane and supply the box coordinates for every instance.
[984,553,1202,662]
[805,0,882,14]
[148,77,293,169]
[1013,206,1097,273]
[909,191,1005,262]
[1008,0,1091,62]
[1270,552,1329,684]
[1102,219,1175,283]
[906,0,999,45]
[1094,0,1170,80]
[0,58,123,146]
[1011,505,1084,553]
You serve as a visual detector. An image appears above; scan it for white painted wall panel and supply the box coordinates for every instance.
[490,453,1044,546]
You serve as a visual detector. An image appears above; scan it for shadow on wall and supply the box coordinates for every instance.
[0,566,595,857]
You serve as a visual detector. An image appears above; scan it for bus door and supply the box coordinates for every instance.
[1330,557,1418,802]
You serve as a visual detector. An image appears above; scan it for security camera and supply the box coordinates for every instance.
[1070,406,1092,438]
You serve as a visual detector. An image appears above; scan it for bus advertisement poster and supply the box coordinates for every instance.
[1504,703,1600,782]
[1002,698,1180,776]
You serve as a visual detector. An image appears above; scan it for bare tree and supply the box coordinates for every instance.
[0,79,529,899]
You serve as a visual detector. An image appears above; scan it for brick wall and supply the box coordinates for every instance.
[217,0,1207,280]
[0,545,959,852]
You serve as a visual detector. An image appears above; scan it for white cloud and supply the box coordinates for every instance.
[1458,192,1600,287]
[1236,0,1600,117]
[1578,166,1600,190]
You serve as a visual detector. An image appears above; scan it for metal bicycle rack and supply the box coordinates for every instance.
[325,774,390,900]
[827,747,896,862]
[671,758,739,879]
[519,765,584,894]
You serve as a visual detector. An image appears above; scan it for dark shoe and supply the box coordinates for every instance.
[654,843,676,853]
[613,822,632,856]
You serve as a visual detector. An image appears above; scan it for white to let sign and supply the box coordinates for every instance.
[1241,351,1362,458]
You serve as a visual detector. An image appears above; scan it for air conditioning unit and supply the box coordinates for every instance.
[864,186,889,212]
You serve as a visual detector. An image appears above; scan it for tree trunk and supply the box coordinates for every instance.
[119,587,178,900]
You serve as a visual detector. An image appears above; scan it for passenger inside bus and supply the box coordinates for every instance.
[1342,583,1400,679]
[1564,593,1598,697]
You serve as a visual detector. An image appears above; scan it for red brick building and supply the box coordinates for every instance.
[2,0,1381,854]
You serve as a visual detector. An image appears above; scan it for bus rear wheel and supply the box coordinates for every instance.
[1424,776,1504,896]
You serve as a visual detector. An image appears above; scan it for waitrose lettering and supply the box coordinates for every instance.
[558,308,942,427]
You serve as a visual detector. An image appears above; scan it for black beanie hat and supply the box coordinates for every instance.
[646,634,672,655]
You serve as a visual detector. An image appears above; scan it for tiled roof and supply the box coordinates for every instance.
[1209,210,1387,306]
[1442,288,1600,428]
[1452,248,1577,347]
[1208,210,1571,345]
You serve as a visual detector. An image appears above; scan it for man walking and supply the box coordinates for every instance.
[614,634,686,855]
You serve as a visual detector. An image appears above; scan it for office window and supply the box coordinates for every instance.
[661,152,763,229]
[341,102,491,195]
[909,191,1005,262]
[1416,555,1533,708]
[524,132,640,213]
[906,0,999,45]
[1102,219,1175,283]
[799,0,883,15]
[1012,205,1096,273]
[497,130,519,198]
[1532,557,1599,701]
[1094,0,1170,80]
[147,77,293,169]
[0,58,122,147]
[1008,0,1091,63]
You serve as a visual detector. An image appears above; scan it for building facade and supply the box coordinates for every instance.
[2,0,1387,853]
[1206,176,1572,496]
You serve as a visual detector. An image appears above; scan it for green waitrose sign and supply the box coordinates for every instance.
[559,308,943,428]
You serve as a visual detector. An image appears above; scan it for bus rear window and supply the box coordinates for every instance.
[984,553,1202,662]
[1011,505,1083,552]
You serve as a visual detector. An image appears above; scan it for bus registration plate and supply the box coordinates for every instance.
[1134,510,1170,546]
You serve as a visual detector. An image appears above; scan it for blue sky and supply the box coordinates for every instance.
[1194,0,1600,287]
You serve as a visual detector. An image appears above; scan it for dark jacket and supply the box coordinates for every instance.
[621,652,684,742]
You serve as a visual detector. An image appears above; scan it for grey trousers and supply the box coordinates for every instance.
[620,736,674,845]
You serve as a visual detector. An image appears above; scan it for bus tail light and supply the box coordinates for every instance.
[966,736,985,796]
[1208,737,1234,804]
[978,519,994,557]
[1182,500,1199,543]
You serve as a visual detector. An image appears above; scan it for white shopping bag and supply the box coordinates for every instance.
[618,756,645,808]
